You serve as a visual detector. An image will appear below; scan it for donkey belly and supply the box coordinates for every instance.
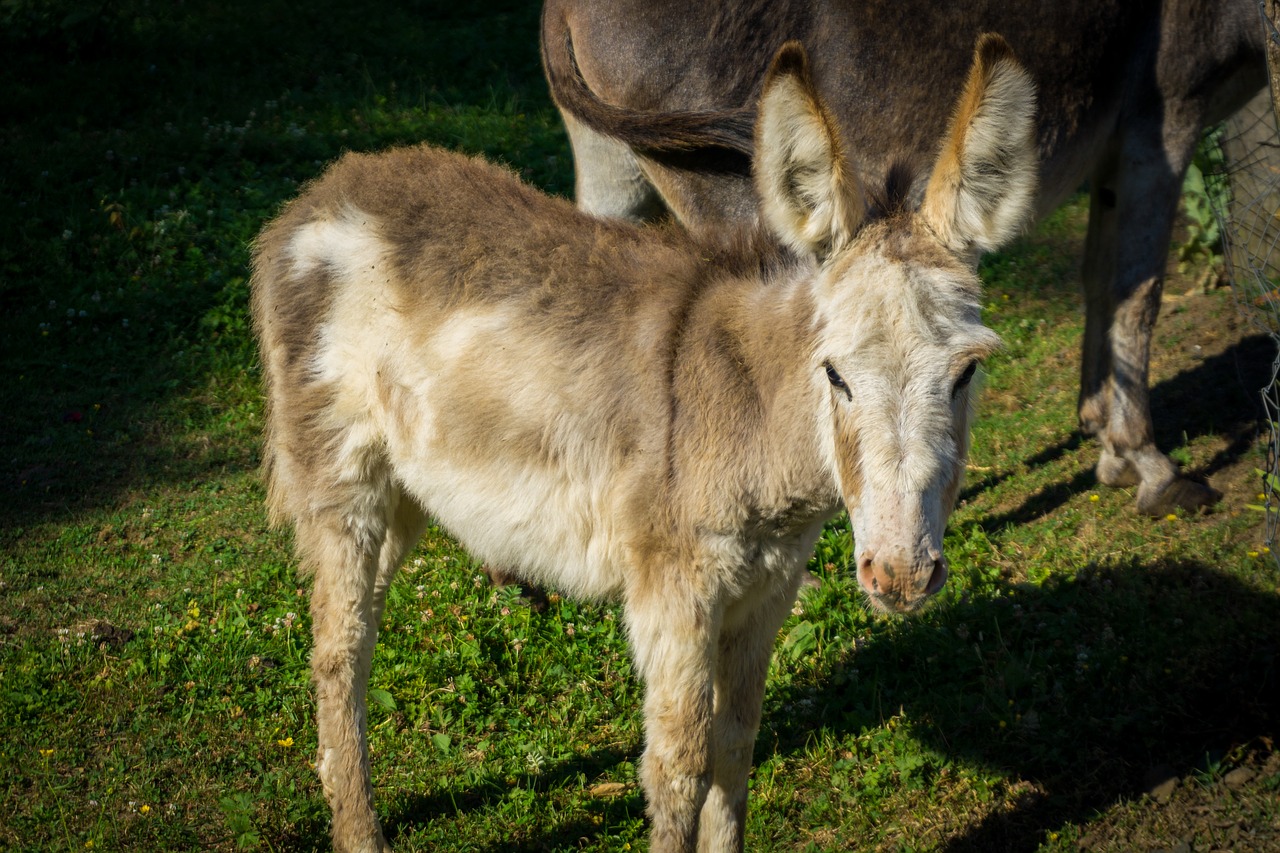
[303,239,665,602]
[394,451,629,601]
[365,307,651,602]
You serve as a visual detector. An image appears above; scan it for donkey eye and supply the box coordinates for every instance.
[824,361,847,391]
[953,361,978,396]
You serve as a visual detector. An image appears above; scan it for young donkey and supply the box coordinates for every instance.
[252,37,1035,853]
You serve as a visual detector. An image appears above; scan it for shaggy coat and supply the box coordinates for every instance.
[252,38,1036,853]
[542,0,1266,516]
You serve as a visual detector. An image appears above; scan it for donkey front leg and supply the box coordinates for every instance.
[698,577,803,853]
[370,491,429,628]
[627,585,721,852]
[1078,124,1220,515]
[304,488,424,853]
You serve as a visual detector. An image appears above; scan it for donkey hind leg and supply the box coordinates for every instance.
[698,576,804,853]
[562,112,666,222]
[1077,128,1220,515]
[306,484,424,853]
[627,584,720,853]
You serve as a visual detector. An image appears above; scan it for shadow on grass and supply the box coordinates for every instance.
[962,332,1273,529]
[386,747,642,853]
[0,0,558,537]
[289,558,1276,851]
[764,557,1279,851]
[1150,331,1275,476]
[273,746,642,852]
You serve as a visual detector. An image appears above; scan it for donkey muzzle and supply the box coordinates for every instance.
[855,547,947,613]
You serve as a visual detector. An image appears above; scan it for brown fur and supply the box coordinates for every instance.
[252,39,1033,853]
[543,0,1264,512]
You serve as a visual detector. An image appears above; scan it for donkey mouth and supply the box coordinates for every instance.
[865,589,935,614]
[858,557,948,614]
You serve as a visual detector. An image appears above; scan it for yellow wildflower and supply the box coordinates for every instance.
[277,737,294,748]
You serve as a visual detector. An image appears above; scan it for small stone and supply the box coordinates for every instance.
[1143,766,1179,803]
[91,621,135,648]
[1223,767,1255,789]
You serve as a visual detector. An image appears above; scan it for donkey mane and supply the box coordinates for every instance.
[865,160,920,221]
[315,144,824,292]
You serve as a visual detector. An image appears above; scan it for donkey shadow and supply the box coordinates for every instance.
[764,557,1280,851]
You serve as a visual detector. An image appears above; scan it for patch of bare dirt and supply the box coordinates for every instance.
[1072,745,1280,852]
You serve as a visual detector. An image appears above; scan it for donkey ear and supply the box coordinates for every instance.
[755,42,865,259]
[920,33,1038,257]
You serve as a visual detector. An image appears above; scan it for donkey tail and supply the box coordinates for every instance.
[539,4,755,157]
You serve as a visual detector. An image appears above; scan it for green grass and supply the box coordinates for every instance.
[2,2,1277,851]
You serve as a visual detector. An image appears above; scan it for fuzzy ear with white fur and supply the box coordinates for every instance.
[920,33,1038,257]
[755,42,865,259]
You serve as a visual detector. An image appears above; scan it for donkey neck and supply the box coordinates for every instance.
[667,265,839,530]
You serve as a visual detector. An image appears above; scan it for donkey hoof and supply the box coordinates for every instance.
[1136,476,1221,516]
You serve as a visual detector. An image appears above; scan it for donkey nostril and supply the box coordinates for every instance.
[925,558,948,595]
[857,555,878,593]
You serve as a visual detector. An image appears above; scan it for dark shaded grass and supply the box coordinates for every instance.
[0,0,564,535]
[764,558,1279,851]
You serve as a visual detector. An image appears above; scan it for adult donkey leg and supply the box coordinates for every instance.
[304,479,407,853]
[1078,117,1220,515]
[563,112,666,222]
[626,578,720,852]
[698,575,804,853]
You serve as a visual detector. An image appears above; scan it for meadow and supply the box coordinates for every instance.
[1,1,1277,850]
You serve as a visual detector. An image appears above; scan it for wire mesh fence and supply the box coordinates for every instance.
[1206,1,1280,552]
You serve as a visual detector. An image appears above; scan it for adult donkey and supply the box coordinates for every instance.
[542,0,1267,516]
[253,35,1034,853]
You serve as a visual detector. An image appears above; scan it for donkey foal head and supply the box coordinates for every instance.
[757,36,1032,612]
